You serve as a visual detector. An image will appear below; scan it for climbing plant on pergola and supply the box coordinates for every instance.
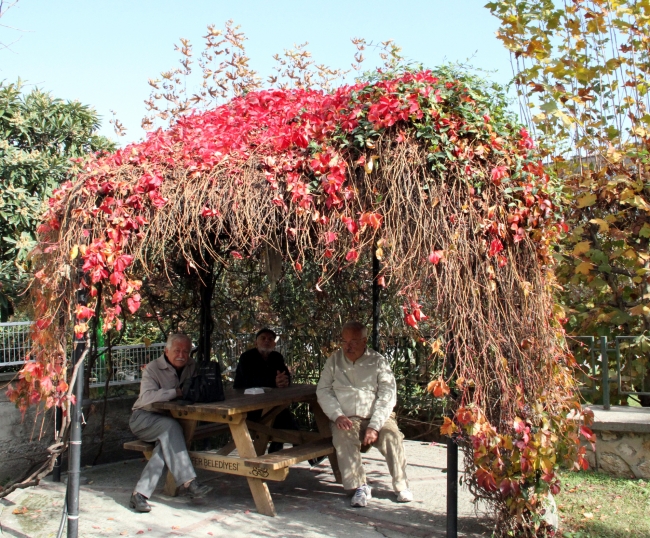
[10,66,594,536]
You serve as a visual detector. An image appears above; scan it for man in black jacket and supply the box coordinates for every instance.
[234,328,291,390]
[233,328,296,452]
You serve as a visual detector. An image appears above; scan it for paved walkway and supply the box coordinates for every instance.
[0,441,490,538]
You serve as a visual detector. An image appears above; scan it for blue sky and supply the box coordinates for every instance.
[1,0,513,144]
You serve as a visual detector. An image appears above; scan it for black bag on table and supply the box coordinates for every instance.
[182,360,225,404]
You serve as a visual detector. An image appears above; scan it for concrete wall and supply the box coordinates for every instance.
[583,405,650,480]
[0,380,137,484]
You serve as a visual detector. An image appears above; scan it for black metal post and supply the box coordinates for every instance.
[600,336,610,410]
[52,406,62,482]
[198,264,214,362]
[67,287,87,538]
[446,329,458,538]
[447,436,458,538]
[371,251,380,351]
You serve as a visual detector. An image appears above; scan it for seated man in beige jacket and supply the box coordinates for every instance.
[316,321,412,507]
[128,333,212,512]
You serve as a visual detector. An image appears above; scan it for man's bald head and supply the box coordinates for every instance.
[341,321,368,362]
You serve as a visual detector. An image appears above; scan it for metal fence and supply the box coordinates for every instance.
[568,335,650,409]
[0,321,32,367]
[88,343,167,388]
[4,320,648,407]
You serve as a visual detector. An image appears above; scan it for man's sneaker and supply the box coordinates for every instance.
[396,488,413,502]
[185,479,212,498]
[350,484,372,507]
[129,492,151,512]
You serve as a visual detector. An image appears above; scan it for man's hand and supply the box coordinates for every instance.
[175,388,183,399]
[363,427,378,445]
[335,415,354,430]
[275,370,290,388]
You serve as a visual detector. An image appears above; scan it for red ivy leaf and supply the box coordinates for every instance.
[345,249,359,262]
[476,468,498,492]
[404,313,418,328]
[428,250,444,265]
[489,238,504,257]
[126,294,141,314]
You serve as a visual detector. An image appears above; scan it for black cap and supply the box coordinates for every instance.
[255,328,277,339]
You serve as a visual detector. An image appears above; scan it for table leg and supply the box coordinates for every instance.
[216,440,236,455]
[229,418,276,517]
[253,432,271,456]
[312,403,342,484]
[251,404,288,455]
[163,418,198,497]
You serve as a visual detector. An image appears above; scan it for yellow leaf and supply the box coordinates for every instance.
[589,218,609,233]
[541,457,554,473]
[143,337,152,347]
[629,195,650,212]
[620,188,635,201]
[440,417,458,436]
[577,193,597,208]
[554,109,574,127]
[70,245,79,260]
[364,155,378,174]
[375,247,383,260]
[629,304,650,317]
[607,145,623,163]
[575,262,594,275]
[572,241,591,256]
[623,248,638,260]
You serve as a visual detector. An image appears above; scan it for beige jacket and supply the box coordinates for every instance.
[316,348,397,432]
[132,354,196,412]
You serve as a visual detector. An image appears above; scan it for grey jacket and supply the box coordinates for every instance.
[132,354,196,412]
[316,348,397,432]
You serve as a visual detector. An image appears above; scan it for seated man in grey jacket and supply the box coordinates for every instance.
[128,334,212,513]
[316,321,413,508]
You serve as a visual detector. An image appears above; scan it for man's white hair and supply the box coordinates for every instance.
[165,333,192,349]
[341,321,368,337]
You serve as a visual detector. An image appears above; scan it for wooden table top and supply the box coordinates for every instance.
[153,384,318,416]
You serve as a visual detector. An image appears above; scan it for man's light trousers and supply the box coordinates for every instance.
[330,414,409,492]
[129,409,196,498]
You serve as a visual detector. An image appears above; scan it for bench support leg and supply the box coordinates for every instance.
[162,418,198,497]
[216,440,235,455]
[163,468,178,497]
[142,449,176,497]
[229,416,276,517]
[312,403,342,484]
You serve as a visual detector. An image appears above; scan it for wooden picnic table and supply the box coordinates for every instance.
[148,384,341,516]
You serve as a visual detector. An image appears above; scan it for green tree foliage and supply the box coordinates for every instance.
[0,81,114,319]
[487,0,650,403]
[486,0,650,336]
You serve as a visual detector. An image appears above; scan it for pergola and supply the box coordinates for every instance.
[9,68,590,537]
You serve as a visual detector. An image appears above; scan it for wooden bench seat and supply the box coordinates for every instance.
[243,437,334,471]
[124,439,154,452]
[193,422,229,440]
[124,422,229,453]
